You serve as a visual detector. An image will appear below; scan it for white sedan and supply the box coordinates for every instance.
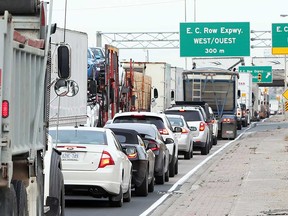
[49,126,132,207]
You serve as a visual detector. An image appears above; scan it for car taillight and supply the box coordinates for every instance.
[222,118,235,123]
[2,100,9,118]
[199,122,205,131]
[158,128,169,135]
[148,140,160,151]
[99,151,115,168]
[127,152,138,159]
[181,128,189,134]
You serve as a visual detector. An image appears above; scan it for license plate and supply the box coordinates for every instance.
[226,131,233,134]
[61,152,79,161]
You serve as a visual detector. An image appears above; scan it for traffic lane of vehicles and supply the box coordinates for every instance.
[64,138,236,216]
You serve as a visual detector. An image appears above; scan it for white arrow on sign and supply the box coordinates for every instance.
[266,72,271,78]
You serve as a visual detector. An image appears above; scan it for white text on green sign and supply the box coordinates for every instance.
[272,23,288,55]
[180,22,250,57]
[238,66,272,83]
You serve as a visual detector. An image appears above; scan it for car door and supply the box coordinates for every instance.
[110,131,131,192]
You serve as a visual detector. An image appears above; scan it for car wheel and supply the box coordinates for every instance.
[169,157,175,177]
[148,173,155,193]
[190,143,194,159]
[175,158,178,175]
[135,170,148,197]
[165,168,169,182]
[155,169,165,185]
[201,140,209,155]
[123,175,132,202]
[237,122,242,130]
[213,136,218,145]
[184,150,191,160]
[109,186,123,207]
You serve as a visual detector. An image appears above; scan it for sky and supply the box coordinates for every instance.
[50,0,288,69]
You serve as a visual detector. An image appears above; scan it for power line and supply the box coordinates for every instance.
[54,0,184,11]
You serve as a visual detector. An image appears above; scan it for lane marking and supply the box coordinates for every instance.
[140,126,251,216]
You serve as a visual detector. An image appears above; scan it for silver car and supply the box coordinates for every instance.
[166,114,195,160]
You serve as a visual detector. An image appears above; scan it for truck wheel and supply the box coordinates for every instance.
[0,185,18,216]
[12,180,28,216]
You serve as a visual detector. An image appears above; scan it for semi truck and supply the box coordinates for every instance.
[120,61,173,113]
[120,60,153,112]
[179,67,240,139]
[0,1,64,215]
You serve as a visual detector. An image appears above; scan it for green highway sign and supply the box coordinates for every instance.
[180,22,250,57]
[272,23,288,55]
[238,66,273,83]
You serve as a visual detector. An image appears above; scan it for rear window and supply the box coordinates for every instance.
[112,131,138,144]
[164,110,202,121]
[166,117,184,127]
[49,130,106,145]
[113,116,165,129]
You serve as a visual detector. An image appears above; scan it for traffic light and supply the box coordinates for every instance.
[257,73,262,82]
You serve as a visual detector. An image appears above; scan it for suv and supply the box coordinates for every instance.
[164,106,211,155]
[111,111,181,177]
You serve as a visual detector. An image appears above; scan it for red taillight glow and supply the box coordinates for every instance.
[2,100,9,118]
[181,128,189,134]
[99,151,115,168]
[222,118,234,123]
[158,128,169,135]
[199,122,205,131]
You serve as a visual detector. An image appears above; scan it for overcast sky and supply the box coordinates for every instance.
[50,0,288,68]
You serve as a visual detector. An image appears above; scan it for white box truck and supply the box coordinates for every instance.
[238,73,253,125]
[0,1,64,215]
[49,28,89,127]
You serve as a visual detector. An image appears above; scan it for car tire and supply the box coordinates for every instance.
[169,156,175,177]
[184,150,191,160]
[165,168,169,182]
[201,140,209,155]
[123,175,132,202]
[175,158,178,175]
[213,136,218,145]
[148,173,155,193]
[135,170,148,197]
[155,168,165,185]
[109,186,123,207]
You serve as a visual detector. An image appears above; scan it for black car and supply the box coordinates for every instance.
[107,127,155,196]
[106,123,170,185]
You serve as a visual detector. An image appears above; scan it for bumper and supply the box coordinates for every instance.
[63,169,121,196]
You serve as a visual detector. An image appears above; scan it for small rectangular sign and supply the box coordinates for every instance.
[238,66,272,83]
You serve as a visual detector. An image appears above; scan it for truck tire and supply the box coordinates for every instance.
[0,185,18,216]
[12,180,28,216]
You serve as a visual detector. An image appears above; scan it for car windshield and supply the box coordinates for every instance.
[91,48,105,59]
[49,130,106,145]
[164,110,201,121]
[113,116,165,129]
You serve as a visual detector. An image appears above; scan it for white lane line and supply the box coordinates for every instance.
[140,127,250,216]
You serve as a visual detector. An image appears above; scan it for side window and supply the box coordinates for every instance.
[110,131,123,151]
[164,117,173,130]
